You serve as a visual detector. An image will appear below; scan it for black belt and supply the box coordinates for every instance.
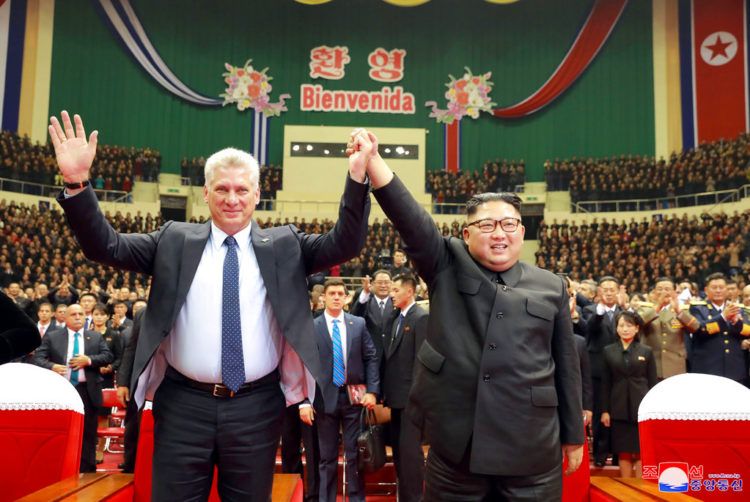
[165,366,279,398]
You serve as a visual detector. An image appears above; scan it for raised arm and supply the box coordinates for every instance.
[347,130,447,283]
[48,111,98,195]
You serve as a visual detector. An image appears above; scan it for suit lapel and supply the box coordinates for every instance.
[386,310,403,359]
[345,314,354,363]
[252,225,278,306]
[315,316,333,352]
[173,222,211,324]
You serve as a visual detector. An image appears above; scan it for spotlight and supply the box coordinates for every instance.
[384,148,391,154]
[292,145,300,152]
[306,144,313,151]
[395,146,405,155]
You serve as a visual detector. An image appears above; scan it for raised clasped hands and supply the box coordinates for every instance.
[346,128,379,182]
[48,111,98,184]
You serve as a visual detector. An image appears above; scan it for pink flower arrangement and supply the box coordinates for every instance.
[221,59,290,117]
[426,68,496,124]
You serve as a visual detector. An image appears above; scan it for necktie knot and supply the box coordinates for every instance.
[225,235,238,248]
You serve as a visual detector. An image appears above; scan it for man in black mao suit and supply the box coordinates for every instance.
[33,303,113,472]
[301,278,379,502]
[49,112,371,501]
[382,273,427,502]
[581,276,623,466]
[350,269,393,359]
[350,131,583,500]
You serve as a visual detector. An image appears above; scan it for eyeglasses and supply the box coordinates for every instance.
[467,217,522,233]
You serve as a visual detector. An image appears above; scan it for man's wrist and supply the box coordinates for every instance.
[63,179,90,189]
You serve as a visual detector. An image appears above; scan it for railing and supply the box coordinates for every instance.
[0,177,130,202]
[571,186,748,213]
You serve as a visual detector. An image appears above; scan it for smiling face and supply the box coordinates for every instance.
[204,165,259,236]
[462,200,525,272]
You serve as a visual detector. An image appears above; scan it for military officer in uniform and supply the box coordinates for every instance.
[688,273,750,383]
[635,277,699,380]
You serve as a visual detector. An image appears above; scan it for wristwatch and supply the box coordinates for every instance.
[64,180,90,189]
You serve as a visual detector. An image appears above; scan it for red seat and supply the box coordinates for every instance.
[97,388,125,453]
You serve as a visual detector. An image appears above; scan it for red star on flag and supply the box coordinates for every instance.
[706,34,733,60]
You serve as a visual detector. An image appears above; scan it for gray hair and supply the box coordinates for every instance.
[204,147,259,187]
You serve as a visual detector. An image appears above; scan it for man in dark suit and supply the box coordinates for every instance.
[33,303,113,472]
[49,112,370,501]
[581,275,623,466]
[351,131,583,500]
[350,269,393,359]
[300,278,379,502]
[116,307,145,473]
[382,273,427,502]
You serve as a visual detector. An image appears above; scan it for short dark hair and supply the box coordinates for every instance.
[79,292,97,301]
[323,278,347,293]
[372,269,392,280]
[726,278,738,287]
[92,303,109,315]
[37,302,52,311]
[466,192,522,218]
[654,277,674,286]
[615,310,643,335]
[393,273,417,290]
[598,276,619,286]
[705,272,727,285]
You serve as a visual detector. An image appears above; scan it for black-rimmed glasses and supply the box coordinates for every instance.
[467,217,522,233]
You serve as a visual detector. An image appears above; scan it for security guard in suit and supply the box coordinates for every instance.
[635,277,699,379]
[687,273,750,383]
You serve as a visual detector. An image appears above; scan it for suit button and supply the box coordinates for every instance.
[483,374,490,382]
[496,312,504,319]
[662,341,666,345]
[489,343,497,350]
[662,349,666,353]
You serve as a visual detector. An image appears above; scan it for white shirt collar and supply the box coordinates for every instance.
[210,221,252,254]
[324,310,345,325]
[399,301,416,316]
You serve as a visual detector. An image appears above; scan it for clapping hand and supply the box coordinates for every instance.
[48,111,98,186]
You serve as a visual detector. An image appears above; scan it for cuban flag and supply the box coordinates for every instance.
[0,0,26,132]
[680,0,749,148]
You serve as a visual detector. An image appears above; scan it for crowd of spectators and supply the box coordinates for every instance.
[544,133,750,208]
[0,198,159,298]
[425,159,526,214]
[181,157,283,204]
[0,130,160,196]
[536,211,750,294]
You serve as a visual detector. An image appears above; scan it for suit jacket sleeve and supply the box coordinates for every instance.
[57,186,162,275]
[361,325,380,396]
[576,336,593,411]
[297,176,370,275]
[118,309,144,389]
[371,175,449,284]
[600,349,612,413]
[552,277,585,445]
[413,310,428,379]
[32,333,56,370]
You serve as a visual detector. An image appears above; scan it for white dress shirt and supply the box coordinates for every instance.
[66,328,86,383]
[358,290,389,310]
[138,221,306,406]
[37,322,51,337]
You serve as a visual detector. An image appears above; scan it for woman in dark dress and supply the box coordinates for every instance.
[91,303,124,392]
[600,310,657,478]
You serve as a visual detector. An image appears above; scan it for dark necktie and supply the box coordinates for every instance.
[332,319,345,387]
[391,313,405,350]
[70,332,81,385]
[222,236,245,392]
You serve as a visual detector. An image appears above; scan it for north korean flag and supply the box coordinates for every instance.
[680,0,749,148]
